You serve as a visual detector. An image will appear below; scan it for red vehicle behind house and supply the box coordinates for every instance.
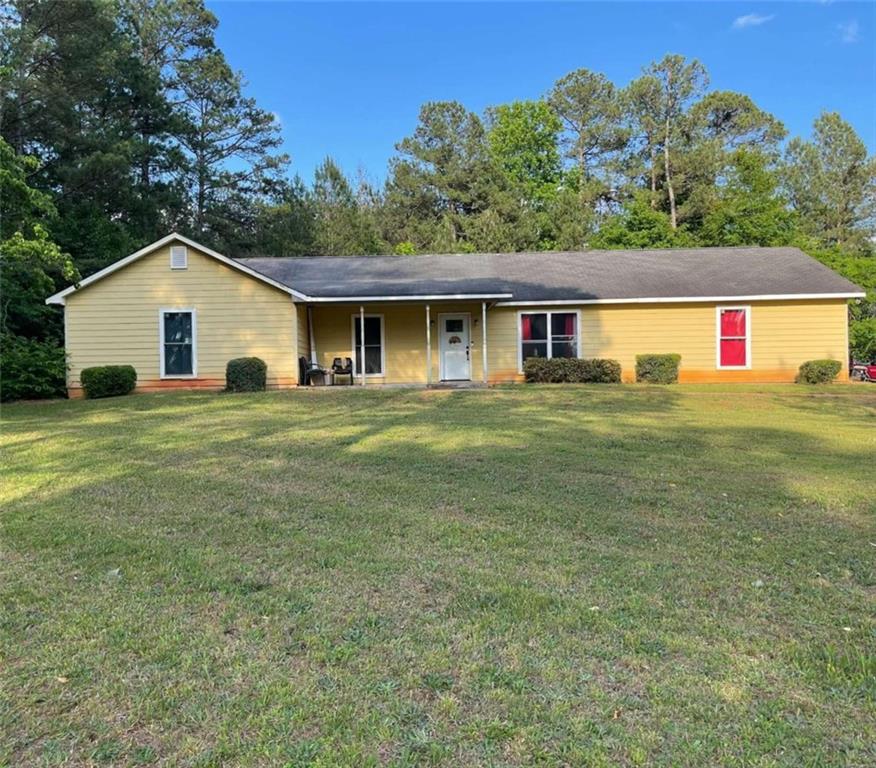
[851,360,876,381]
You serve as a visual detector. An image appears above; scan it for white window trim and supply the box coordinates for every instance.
[716,305,751,370]
[159,308,198,379]
[517,309,582,373]
[349,313,386,378]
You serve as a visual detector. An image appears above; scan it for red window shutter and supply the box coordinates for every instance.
[720,339,746,367]
[721,309,745,337]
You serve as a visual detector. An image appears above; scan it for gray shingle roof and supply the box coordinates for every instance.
[235,247,863,302]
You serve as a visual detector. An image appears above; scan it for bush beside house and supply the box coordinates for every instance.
[226,357,267,392]
[636,354,682,384]
[81,365,137,398]
[796,359,842,384]
[523,357,621,383]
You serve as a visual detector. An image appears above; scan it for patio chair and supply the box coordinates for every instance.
[331,357,354,385]
[298,356,327,386]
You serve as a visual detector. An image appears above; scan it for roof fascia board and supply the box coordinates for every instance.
[303,293,513,303]
[495,292,865,307]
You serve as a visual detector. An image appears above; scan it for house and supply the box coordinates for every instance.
[46,233,865,395]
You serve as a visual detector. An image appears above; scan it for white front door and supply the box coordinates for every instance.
[439,314,471,381]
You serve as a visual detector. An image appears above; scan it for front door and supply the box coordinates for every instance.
[439,314,471,381]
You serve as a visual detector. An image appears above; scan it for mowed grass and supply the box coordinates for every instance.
[1,385,874,767]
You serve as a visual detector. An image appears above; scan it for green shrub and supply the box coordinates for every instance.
[635,354,682,384]
[796,359,842,384]
[850,318,876,362]
[523,357,621,384]
[226,357,267,392]
[0,333,67,401]
[81,365,137,398]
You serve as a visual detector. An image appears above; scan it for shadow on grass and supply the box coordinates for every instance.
[2,386,875,765]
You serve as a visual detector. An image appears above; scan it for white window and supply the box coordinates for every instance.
[170,245,188,270]
[518,311,580,371]
[160,309,197,378]
[716,306,751,370]
[350,314,385,376]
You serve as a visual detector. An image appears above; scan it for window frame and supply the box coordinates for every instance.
[159,307,197,379]
[517,309,582,373]
[349,313,386,378]
[715,305,751,370]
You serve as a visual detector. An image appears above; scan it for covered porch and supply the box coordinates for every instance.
[301,299,501,386]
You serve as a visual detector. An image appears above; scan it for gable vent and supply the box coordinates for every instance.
[170,245,188,270]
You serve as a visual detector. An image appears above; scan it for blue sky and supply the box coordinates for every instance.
[208,1,876,184]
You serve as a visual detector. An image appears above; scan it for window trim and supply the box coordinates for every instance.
[715,305,751,370]
[159,307,198,379]
[517,309,582,373]
[349,313,386,378]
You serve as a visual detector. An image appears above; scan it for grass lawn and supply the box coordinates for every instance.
[1,385,875,767]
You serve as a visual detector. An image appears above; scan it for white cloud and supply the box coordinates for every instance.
[837,20,860,44]
[732,13,775,30]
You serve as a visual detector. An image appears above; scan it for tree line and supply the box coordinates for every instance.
[1,0,874,399]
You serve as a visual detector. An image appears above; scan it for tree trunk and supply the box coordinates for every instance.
[663,116,677,229]
[649,142,657,209]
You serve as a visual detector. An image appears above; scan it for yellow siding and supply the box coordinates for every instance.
[64,242,299,394]
[485,300,850,383]
[311,303,486,384]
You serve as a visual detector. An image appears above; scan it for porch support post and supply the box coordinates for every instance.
[425,304,432,386]
[481,301,488,384]
[307,304,317,365]
[359,305,366,386]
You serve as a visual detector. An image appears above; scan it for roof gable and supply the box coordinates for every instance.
[45,233,305,305]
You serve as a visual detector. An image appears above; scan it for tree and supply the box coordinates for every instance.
[486,100,562,204]
[591,191,694,249]
[252,176,316,257]
[547,68,627,192]
[623,75,663,208]
[175,50,288,245]
[781,112,876,251]
[311,158,382,256]
[0,139,78,340]
[643,54,709,229]
[0,139,78,399]
[699,149,797,247]
[383,101,500,251]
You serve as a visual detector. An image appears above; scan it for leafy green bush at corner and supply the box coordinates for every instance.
[226,357,267,392]
[0,334,67,401]
[796,359,842,384]
[81,365,137,398]
[635,354,682,384]
[850,317,876,362]
[523,357,621,383]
